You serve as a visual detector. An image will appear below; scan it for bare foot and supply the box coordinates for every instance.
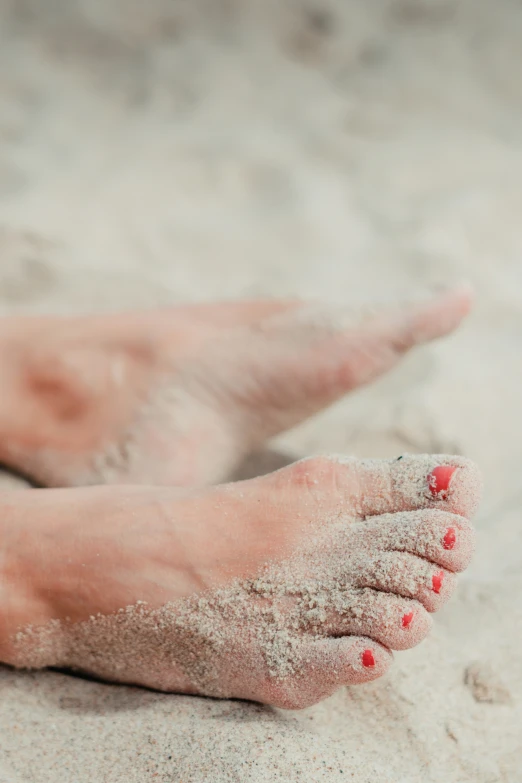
[1,453,481,709]
[0,288,471,487]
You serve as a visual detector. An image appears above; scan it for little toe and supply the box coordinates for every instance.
[355,551,457,612]
[363,508,475,573]
[327,452,482,519]
[319,589,432,652]
[264,637,392,710]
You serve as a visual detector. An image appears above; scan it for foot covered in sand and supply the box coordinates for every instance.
[0,287,471,487]
[2,453,481,708]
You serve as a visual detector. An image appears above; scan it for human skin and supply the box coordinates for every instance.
[0,452,480,708]
[0,286,481,708]
[0,287,472,488]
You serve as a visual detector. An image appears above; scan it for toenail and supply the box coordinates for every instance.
[432,571,444,594]
[402,612,414,629]
[428,466,457,500]
[362,649,375,668]
[443,527,456,550]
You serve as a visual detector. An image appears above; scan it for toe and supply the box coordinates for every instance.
[260,286,473,395]
[400,283,473,344]
[264,637,393,710]
[323,452,482,519]
[226,287,472,442]
[354,551,457,613]
[363,509,475,573]
[320,590,432,651]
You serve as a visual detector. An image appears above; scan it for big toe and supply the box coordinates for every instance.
[393,283,473,345]
[324,452,481,519]
[225,286,473,444]
[278,452,482,521]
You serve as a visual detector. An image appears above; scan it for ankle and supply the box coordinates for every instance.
[0,316,70,473]
[0,315,131,480]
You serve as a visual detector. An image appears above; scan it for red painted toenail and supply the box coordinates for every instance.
[402,612,414,629]
[428,466,456,500]
[362,649,375,668]
[432,571,444,594]
[443,527,456,550]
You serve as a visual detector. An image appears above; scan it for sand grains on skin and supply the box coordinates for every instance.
[11,453,481,710]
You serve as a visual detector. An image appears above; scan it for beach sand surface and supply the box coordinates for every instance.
[0,1,521,780]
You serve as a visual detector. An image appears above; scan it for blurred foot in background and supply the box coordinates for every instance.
[0,286,471,488]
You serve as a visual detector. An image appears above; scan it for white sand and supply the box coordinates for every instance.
[0,0,521,780]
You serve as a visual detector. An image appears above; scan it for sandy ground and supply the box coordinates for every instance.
[0,0,521,780]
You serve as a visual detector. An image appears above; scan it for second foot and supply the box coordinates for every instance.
[1,453,481,709]
[0,288,472,487]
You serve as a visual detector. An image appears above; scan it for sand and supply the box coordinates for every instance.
[0,0,521,780]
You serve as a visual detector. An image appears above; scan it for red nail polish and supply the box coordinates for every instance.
[402,611,414,629]
[432,571,444,594]
[443,527,456,550]
[428,466,456,500]
[362,649,375,668]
